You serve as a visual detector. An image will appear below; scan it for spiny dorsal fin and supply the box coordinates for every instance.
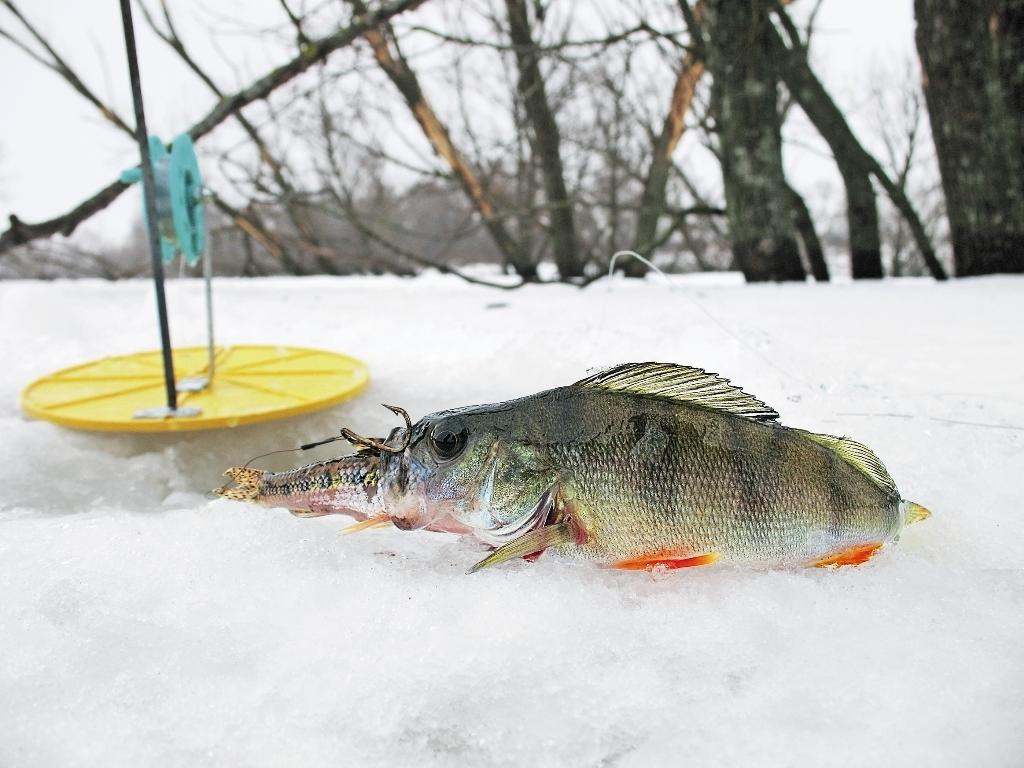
[801,431,899,498]
[575,362,779,422]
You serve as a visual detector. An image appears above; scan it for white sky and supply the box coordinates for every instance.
[0,0,922,248]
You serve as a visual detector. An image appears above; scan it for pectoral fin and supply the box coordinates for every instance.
[813,542,882,567]
[467,521,573,574]
[611,550,719,571]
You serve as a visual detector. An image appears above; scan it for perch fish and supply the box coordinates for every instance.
[217,363,930,572]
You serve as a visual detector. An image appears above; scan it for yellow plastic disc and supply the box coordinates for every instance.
[21,345,370,432]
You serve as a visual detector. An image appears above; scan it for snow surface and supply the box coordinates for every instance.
[2,273,1022,767]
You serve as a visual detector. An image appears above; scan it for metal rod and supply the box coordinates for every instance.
[202,240,215,383]
[119,0,177,411]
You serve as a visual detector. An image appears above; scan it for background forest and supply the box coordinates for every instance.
[0,0,1021,284]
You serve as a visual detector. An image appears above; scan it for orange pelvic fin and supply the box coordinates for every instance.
[813,542,882,568]
[341,514,392,535]
[612,550,719,571]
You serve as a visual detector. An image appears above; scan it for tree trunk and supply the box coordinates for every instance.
[766,18,883,278]
[786,183,829,281]
[916,0,1024,275]
[770,12,950,279]
[842,169,884,278]
[703,0,806,281]
[505,0,583,279]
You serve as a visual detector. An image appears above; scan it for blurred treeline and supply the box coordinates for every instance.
[0,0,1021,283]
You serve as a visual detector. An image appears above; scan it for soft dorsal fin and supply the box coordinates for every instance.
[574,362,779,422]
[801,431,899,498]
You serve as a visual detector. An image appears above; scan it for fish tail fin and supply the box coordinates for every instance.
[901,500,932,526]
[215,467,266,501]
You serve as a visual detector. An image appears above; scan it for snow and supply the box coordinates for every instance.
[1,273,1022,767]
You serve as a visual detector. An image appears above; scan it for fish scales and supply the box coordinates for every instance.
[542,390,899,564]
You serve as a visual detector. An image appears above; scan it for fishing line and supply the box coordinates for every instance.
[838,413,1024,432]
[237,432,352,470]
[600,254,1020,435]
[603,250,816,392]
[236,402,410,469]
[210,432,355,499]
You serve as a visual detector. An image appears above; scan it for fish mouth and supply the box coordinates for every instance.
[378,451,441,531]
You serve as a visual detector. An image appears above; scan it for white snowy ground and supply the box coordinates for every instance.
[1,272,1022,767]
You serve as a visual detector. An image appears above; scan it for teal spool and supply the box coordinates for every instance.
[120,133,205,266]
[169,134,205,266]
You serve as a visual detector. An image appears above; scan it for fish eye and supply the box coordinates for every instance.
[428,418,468,462]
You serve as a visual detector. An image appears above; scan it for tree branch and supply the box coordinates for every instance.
[186,0,425,143]
[1,179,130,252]
[406,21,681,53]
[0,0,426,255]
[350,0,536,278]
[139,0,336,273]
[768,5,947,279]
[0,0,135,134]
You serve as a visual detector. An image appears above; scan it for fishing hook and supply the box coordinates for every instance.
[340,403,412,453]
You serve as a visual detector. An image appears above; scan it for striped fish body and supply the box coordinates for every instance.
[543,390,901,565]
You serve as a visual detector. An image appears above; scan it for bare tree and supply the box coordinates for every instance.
[504,0,582,278]
[136,0,339,275]
[2,0,965,285]
[769,5,881,278]
[868,59,946,277]
[699,0,807,281]
[916,0,1024,275]
[628,14,705,276]
[0,0,426,256]
[346,0,543,279]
